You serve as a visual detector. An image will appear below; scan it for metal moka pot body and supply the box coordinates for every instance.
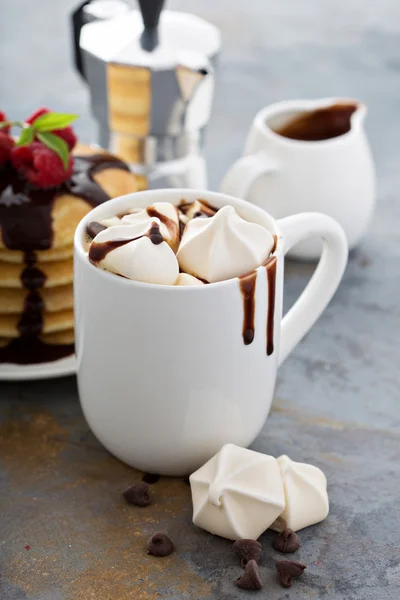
[72,0,221,189]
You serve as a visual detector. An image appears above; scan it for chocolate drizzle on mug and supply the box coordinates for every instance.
[0,154,130,364]
[239,271,257,345]
[274,103,358,141]
[238,235,278,352]
[265,256,277,356]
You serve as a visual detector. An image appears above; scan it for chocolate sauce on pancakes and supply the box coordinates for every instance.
[0,154,130,364]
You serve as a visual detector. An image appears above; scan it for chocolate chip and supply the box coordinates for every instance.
[146,533,175,557]
[276,560,307,588]
[122,482,151,506]
[235,559,263,590]
[86,221,107,239]
[273,528,301,553]
[233,539,262,566]
[142,473,160,484]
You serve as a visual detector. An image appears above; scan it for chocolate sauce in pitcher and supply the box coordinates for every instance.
[0,154,130,364]
[275,103,358,141]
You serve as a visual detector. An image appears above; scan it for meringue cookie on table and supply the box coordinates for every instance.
[190,444,285,540]
[89,218,179,285]
[177,205,275,283]
[122,202,180,251]
[271,455,329,532]
[175,273,204,286]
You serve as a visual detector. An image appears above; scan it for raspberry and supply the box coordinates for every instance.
[11,142,73,189]
[25,107,49,124]
[0,132,14,165]
[53,126,77,151]
[0,111,10,134]
[25,107,77,151]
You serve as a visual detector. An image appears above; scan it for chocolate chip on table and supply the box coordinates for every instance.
[236,559,263,590]
[142,472,160,484]
[146,533,175,557]
[122,482,151,506]
[273,528,301,553]
[276,560,307,588]
[233,539,262,566]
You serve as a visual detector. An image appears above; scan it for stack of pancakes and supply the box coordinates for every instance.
[0,144,137,363]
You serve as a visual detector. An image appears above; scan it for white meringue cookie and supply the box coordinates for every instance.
[122,202,180,251]
[271,455,329,532]
[89,219,179,285]
[99,216,121,228]
[177,205,275,283]
[175,273,204,286]
[190,444,285,540]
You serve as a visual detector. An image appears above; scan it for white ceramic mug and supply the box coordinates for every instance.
[74,189,348,475]
[220,98,376,260]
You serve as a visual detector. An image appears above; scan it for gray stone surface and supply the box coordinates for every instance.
[1,0,400,598]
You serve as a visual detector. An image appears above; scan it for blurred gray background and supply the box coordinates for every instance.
[1,0,399,189]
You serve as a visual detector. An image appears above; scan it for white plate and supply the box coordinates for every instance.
[0,354,76,381]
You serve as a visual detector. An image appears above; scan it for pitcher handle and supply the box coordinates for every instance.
[277,213,348,366]
[220,152,278,199]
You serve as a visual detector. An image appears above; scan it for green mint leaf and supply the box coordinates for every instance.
[32,112,78,132]
[0,120,22,129]
[37,132,69,170]
[16,127,34,147]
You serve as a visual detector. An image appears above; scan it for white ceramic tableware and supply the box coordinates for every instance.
[220,98,376,260]
[74,189,347,475]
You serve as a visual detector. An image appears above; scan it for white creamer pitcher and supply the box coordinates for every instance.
[220,98,376,260]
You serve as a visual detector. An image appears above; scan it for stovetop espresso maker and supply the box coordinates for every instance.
[71,0,221,189]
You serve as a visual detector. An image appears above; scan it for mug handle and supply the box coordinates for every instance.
[277,213,348,366]
[220,151,278,198]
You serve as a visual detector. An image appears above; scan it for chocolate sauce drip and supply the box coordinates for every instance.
[142,473,160,484]
[147,206,179,240]
[238,236,278,351]
[89,221,164,264]
[18,291,44,337]
[239,271,257,345]
[178,199,217,218]
[265,256,277,356]
[0,153,129,364]
[148,222,163,245]
[89,237,136,263]
[0,338,75,365]
[66,155,129,206]
[179,218,186,240]
[275,103,358,141]
[86,221,107,239]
